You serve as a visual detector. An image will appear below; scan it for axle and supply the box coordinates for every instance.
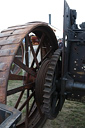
[61,78,85,102]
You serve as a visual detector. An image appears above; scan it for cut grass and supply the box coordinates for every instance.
[7,80,34,118]
[43,100,85,128]
[7,80,85,128]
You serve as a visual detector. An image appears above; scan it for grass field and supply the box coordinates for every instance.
[43,100,85,128]
[8,80,85,128]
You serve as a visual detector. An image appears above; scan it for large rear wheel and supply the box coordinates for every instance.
[0,22,58,128]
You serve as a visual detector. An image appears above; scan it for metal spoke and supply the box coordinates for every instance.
[37,48,53,66]
[7,82,34,96]
[9,74,26,80]
[25,36,29,67]
[4,22,58,128]
[28,99,35,116]
[35,100,43,116]
[19,91,35,111]
[28,35,39,69]
[31,33,45,67]
[14,57,36,76]
[25,36,30,126]
[15,90,24,109]
[42,48,53,60]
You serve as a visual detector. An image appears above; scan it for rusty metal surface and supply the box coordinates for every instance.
[0,21,58,128]
[0,22,46,103]
[35,59,50,105]
[43,49,62,119]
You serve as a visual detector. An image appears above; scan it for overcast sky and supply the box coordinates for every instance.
[0,0,85,37]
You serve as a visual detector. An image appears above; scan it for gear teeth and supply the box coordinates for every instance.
[43,99,50,103]
[43,93,51,99]
[48,66,54,71]
[44,83,52,88]
[43,108,51,113]
[43,49,62,119]
[44,108,51,113]
[51,58,57,61]
[43,103,50,108]
[43,87,51,93]
[47,71,53,76]
[45,77,52,82]
[52,55,59,58]
[54,49,61,54]
[44,111,50,116]
[50,61,56,66]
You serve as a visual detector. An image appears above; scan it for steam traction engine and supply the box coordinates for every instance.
[0,0,85,127]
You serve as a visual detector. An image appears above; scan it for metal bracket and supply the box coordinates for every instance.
[0,103,21,128]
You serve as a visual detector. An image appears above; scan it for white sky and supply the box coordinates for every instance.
[0,0,85,38]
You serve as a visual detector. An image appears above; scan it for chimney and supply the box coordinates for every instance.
[49,14,51,25]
